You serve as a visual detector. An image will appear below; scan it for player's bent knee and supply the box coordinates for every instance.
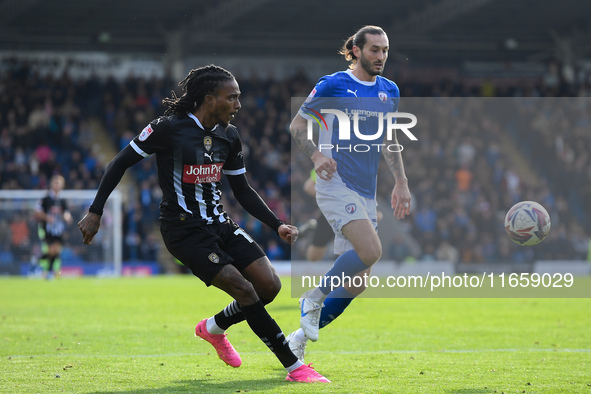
[230,280,259,305]
[357,246,382,266]
[212,265,259,305]
[270,276,282,297]
[257,275,282,301]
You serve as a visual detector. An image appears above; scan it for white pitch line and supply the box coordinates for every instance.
[313,348,591,354]
[5,348,590,359]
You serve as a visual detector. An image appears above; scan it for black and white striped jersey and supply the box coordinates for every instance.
[130,113,245,224]
[36,192,69,237]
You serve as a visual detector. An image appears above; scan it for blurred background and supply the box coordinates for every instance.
[0,0,590,276]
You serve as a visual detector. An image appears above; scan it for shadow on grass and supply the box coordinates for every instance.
[268,303,299,312]
[446,389,496,393]
[86,373,291,393]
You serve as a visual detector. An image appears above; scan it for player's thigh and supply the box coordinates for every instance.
[221,222,281,301]
[210,263,258,305]
[160,220,232,286]
[44,234,62,254]
[48,241,62,256]
[342,219,382,264]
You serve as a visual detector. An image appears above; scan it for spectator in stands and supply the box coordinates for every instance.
[2,56,590,268]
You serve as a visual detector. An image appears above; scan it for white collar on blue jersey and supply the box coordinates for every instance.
[188,113,219,132]
[346,69,377,86]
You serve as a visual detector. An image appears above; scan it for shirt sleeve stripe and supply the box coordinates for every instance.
[130,140,150,158]
[222,168,246,176]
[298,109,313,119]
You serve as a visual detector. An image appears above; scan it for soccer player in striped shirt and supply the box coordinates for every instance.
[35,174,73,279]
[78,65,329,383]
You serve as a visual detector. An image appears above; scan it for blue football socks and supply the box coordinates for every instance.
[319,287,355,328]
[318,249,368,295]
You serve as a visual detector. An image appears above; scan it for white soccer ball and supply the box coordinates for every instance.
[504,201,551,246]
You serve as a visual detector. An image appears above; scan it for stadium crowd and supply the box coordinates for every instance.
[0,56,589,269]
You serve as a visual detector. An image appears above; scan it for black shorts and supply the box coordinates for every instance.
[42,233,64,245]
[310,214,334,247]
[160,216,266,286]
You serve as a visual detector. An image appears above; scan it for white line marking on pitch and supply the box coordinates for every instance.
[6,348,590,359]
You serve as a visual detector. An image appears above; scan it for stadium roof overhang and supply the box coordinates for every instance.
[1,0,591,65]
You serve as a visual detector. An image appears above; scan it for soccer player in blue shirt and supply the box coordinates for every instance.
[288,26,412,361]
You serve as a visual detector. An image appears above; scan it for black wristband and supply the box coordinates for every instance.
[88,204,103,216]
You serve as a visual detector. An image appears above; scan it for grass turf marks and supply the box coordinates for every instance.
[1,276,589,393]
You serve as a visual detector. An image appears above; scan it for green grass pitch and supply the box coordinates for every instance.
[1,275,589,393]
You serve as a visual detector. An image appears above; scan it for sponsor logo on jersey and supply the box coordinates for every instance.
[138,124,154,141]
[378,91,388,103]
[204,136,212,151]
[183,163,223,184]
[208,253,220,264]
[345,203,357,214]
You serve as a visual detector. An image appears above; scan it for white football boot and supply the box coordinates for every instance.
[299,293,323,342]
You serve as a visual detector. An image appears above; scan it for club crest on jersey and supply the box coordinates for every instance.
[138,124,154,141]
[378,91,388,103]
[203,136,212,151]
[208,253,220,264]
[345,203,357,214]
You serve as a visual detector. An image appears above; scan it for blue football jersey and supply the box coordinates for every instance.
[300,69,400,198]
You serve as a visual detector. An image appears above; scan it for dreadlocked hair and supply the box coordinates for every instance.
[163,64,235,116]
[339,25,386,69]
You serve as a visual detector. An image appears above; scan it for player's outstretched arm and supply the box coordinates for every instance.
[79,145,143,244]
[227,173,293,240]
